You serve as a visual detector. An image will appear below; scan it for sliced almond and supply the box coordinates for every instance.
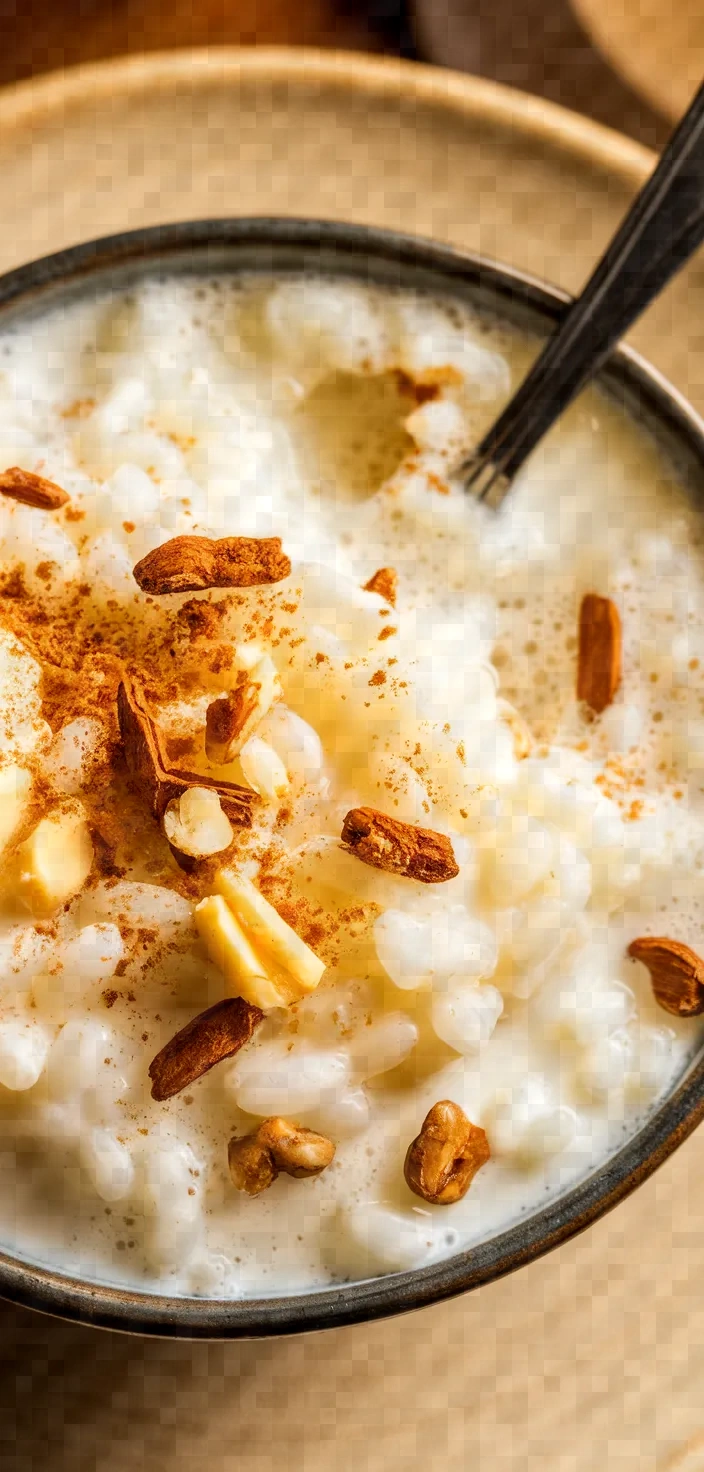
[194,894,291,1010]
[215,869,325,995]
[132,535,291,595]
[148,996,263,1101]
[577,593,622,714]
[628,935,704,1017]
[0,466,69,511]
[340,806,459,883]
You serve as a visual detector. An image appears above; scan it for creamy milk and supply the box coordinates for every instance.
[0,272,701,1297]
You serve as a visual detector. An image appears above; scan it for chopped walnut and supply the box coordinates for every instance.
[340,806,459,883]
[228,1117,335,1196]
[132,534,291,594]
[628,936,704,1017]
[404,1100,490,1204]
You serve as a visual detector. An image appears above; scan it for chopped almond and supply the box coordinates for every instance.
[132,535,291,594]
[148,997,263,1100]
[340,806,459,883]
[0,467,69,511]
[577,593,622,714]
[628,936,704,1017]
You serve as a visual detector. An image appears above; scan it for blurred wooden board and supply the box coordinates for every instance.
[0,47,703,1472]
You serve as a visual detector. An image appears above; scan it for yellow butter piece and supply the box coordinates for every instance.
[195,894,291,1010]
[215,868,325,995]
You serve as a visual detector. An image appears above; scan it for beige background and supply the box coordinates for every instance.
[0,49,703,1472]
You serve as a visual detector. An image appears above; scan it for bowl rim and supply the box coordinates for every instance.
[1,214,703,1340]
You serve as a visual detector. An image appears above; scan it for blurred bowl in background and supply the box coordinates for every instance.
[569,0,702,121]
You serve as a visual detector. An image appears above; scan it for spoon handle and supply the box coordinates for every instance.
[462,79,704,506]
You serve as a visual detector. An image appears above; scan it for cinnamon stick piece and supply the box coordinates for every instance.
[117,676,256,826]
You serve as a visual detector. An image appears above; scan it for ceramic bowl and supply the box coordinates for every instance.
[1,216,703,1339]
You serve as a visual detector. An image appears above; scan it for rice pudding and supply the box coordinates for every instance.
[0,271,701,1298]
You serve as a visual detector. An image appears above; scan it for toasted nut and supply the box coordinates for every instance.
[195,894,286,1010]
[16,802,93,916]
[0,466,69,510]
[205,656,281,764]
[228,1117,335,1196]
[577,593,622,714]
[132,534,291,594]
[163,787,234,859]
[148,996,263,1100]
[628,935,704,1017]
[215,868,325,994]
[0,764,31,855]
[404,1100,490,1204]
[341,806,459,883]
[363,566,398,606]
[117,676,255,826]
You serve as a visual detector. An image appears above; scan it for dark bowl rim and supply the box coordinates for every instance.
[0,214,703,1341]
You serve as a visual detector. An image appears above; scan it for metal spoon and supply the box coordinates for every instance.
[460,78,704,508]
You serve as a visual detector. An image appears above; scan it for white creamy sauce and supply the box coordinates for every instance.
[0,272,701,1297]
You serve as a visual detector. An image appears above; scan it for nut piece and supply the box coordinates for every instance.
[404,1100,490,1205]
[205,656,282,764]
[117,676,255,826]
[239,736,290,803]
[132,535,291,594]
[363,566,398,606]
[163,787,234,859]
[0,466,70,511]
[16,802,93,916]
[215,868,325,994]
[195,870,326,1011]
[228,1117,335,1196]
[341,807,459,883]
[0,764,31,856]
[148,996,263,1101]
[195,894,289,1010]
[628,935,704,1017]
[577,593,622,714]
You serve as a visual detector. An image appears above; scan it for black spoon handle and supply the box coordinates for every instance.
[464,78,704,497]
